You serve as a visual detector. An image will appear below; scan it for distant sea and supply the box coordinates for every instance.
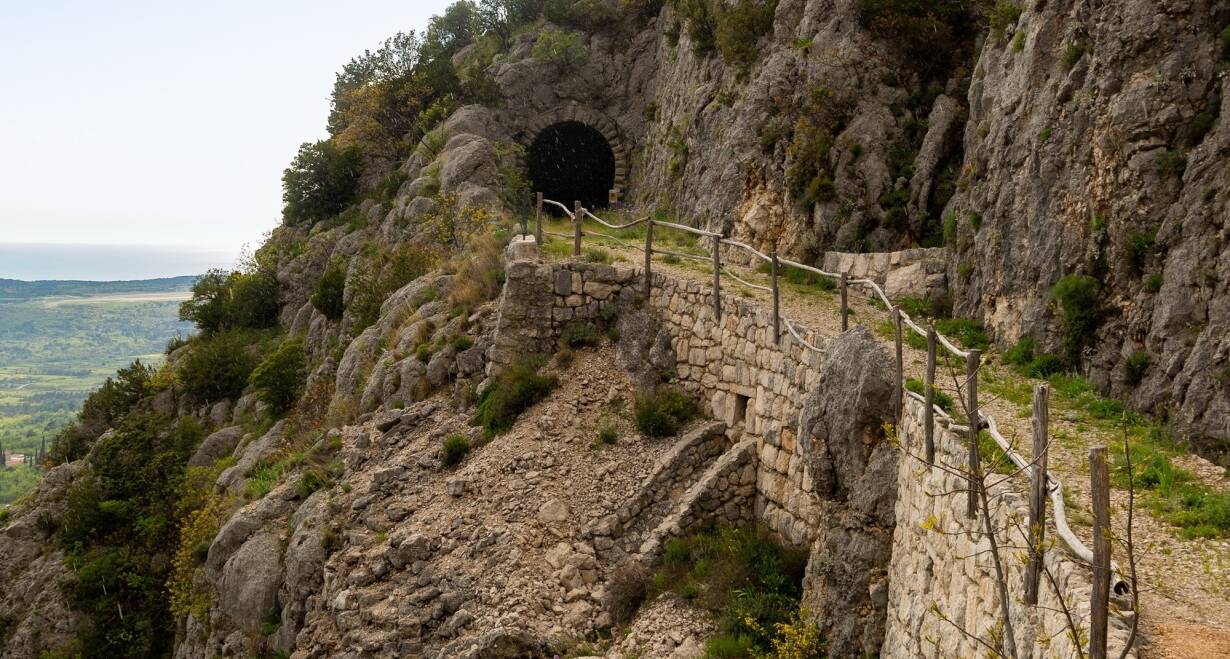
[0,243,237,281]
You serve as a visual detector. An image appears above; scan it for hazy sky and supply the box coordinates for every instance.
[0,0,454,255]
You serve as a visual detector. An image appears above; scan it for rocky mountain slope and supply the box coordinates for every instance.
[1,0,1227,657]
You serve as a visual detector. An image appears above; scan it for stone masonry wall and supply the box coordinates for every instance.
[884,397,1137,658]
[490,257,827,546]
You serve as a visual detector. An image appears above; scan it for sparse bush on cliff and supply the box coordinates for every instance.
[633,386,697,437]
[350,242,438,331]
[249,338,307,417]
[442,434,472,466]
[713,0,778,77]
[177,330,275,403]
[473,358,558,435]
[532,28,590,70]
[47,360,154,465]
[311,262,347,321]
[559,321,601,348]
[857,0,985,79]
[1126,351,1150,386]
[987,1,1021,40]
[1050,274,1101,365]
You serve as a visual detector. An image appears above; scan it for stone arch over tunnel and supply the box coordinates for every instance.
[520,104,628,210]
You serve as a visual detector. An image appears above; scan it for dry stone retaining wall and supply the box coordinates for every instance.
[492,251,1134,657]
[490,258,826,546]
[884,398,1137,658]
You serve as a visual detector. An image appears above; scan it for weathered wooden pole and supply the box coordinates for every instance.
[535,192,544,245]
[770,247,781,346]
[711,235,722,320]
[1025,383,1050,606]
[643,220,654,299]
[1090,445,1111,659]
[924,328,937,464]
[572,200,583,257]
[839,272,849,331]
[893,307,904,421]
[966,348,982,518]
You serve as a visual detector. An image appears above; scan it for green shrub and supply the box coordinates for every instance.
[532,28,589,69]
[179,268,280,335]
[987,1,1021,40]
[705,634,755,658]
[1221,23,1230,60]
[442,434,471,467]
[249,339,307,416]
[349,243,437,331]
[905,378,954,412]
[560,322,601,348]
[1050,274,1101,365]
[713,0,779,78]
[633,387,698,437]
[857,0,985,78]
[1127,230,1156,271]
[584,247,612,263]
[281,140,362,226]
[473,359,558,435]
[648,525,807,655]
[968,211,982,230]
[934,318,988,350]
[311,263,346,320]
[896,294,950,319]
[1156,149,1187,177]
[1125,351,1150,385]
[1144,273,1163,293]
[177,330,271,402]
[1026,354,1066,378]
[451,335,474,352]
[596,422,618,445]
[415,343,435,363]
[755,262,837,291]
[1060,39,1089,69]
[1004,336,1035,366]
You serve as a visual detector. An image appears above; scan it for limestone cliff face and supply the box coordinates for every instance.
[945,0,1230,458]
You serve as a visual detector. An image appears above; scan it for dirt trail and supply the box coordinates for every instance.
[542,234,1230,658]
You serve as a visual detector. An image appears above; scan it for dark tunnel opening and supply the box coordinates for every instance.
[528,121,616,212]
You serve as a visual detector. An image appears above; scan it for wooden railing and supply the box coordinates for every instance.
[534,195,1130,641]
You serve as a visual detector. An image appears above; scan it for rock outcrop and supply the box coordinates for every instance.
[798,327,898,656]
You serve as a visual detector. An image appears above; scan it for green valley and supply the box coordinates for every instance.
[0,276,195,503]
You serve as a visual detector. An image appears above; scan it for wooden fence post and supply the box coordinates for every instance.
[770,247,781,346]
[1090,446,1111,659]
[711,235,722,320]
[535,192,543,245]
[572,200,583,257]
[924,328,937,464]
[840,273,849,331]
[966,348,982,518]
[1025,383,1050,606]
[893,307,903,421]
[643,220,654,300]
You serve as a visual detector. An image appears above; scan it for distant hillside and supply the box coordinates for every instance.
[0,275,197,300]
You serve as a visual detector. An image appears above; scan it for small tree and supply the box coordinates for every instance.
[532,28,589,70]
[281,140,363,226]
[249,339,307,416]
[311,263,347,321]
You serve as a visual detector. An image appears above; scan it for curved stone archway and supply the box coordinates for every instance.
[519,103,629,206]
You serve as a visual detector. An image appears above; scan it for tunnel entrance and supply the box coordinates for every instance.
[528,121,616,211]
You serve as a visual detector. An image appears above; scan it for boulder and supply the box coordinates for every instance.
[188,426,244,467]
[219,531,284,634]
